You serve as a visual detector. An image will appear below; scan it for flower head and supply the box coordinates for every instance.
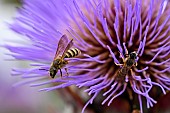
[6,0,170,113]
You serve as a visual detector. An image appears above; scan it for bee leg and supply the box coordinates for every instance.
[65,68,69,76]
[132,62,138,67]
[130,69,135,78]
[114,62,123,66]
[123,45,129,58]
[119,51,125,62]
[125,54,129,58]
[125,47,128,55]
[123,43,129,54]
[130,69,133,73]
[59,69,62,77]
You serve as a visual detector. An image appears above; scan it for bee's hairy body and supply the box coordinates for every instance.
[116,51,137,82]
[117,59,136,77]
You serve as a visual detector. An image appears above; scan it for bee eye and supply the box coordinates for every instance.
[53,60,60,64]
[57,61,61,64]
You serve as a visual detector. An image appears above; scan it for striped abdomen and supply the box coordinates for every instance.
[118,66,130,77]
[64,48,81,58]
[116,66,130,82]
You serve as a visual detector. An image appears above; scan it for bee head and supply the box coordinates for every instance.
[49,66,57,78]
[129,51,137,59]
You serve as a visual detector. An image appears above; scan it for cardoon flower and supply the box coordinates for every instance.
[6,0,170,113]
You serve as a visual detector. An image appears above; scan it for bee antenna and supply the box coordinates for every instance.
[39,68,49,71]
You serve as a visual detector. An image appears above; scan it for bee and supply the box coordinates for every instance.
[49,34,81,78]
[115,51,138,82]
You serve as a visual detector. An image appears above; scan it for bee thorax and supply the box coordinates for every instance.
[126,59,135,67]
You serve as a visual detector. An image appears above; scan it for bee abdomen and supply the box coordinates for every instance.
[64,48,81,58]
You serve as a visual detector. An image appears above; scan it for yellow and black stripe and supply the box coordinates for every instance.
[64,48,80,58]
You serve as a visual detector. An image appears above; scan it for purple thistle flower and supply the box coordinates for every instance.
[6,0,170,113]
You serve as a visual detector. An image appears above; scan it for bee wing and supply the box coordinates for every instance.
[61,39,73,59]
[54,34,69,59]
